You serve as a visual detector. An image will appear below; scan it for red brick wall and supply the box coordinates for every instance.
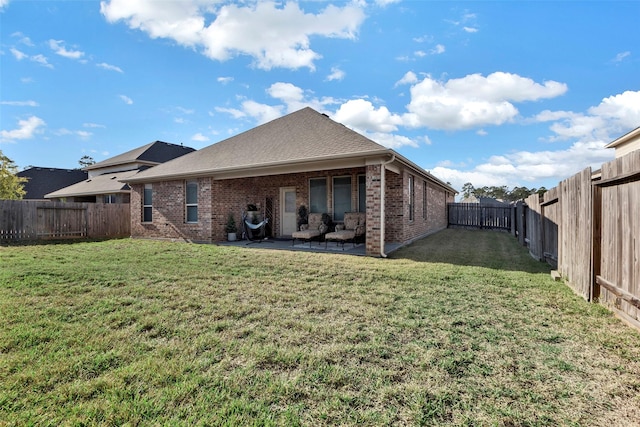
[130,166,455,254]
[403,171,453,243]
[130,177,212,242]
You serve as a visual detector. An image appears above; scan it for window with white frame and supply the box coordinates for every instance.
[333,176,352,222]
[143,184,152,222]
[104,194,116,204]
[309,177,327,213]
[185,180,198,223]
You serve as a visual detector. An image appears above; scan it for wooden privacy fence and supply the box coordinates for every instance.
[448,203,512,231]
[1,200,130,241]
[517,149,640,329]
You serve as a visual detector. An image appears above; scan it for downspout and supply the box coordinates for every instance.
[379,154,396,258]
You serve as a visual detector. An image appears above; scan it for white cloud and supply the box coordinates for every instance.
[414,50,426,58]
[430,44,445,54]
[83,123,106,128]
[613,51,631,63]
[53,128,93,139]
[119,95,133,105]
[10,47,54,68]
[48,39,84,59]
[266,82,337,113]
[97,62,123,73]
[463,26,478,33]
[240,100,283,124]
[1,100,39,107]
[431,90,640,191]
[191,132,209,142]
[11,32,33,46]
[30,54,53,68]
[10,47,27,60]
[101,0,365,70]
[535,90,640,143]
[432,138,614,191]
[217,76,234,84]
[588,90,640,130]
[374,0,400,6]
[0,0,10,10]
[326,67,346,82]
[395,71,418,87]
[333,99,404,134]
[403,72,568,130]
[1,116,46,142]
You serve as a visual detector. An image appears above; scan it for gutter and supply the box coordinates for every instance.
[379,154,396,258]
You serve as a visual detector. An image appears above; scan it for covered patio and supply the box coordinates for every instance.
[217,236,403,257]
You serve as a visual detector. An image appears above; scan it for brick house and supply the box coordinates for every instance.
[124,108,456,257]
[46,141,195,203]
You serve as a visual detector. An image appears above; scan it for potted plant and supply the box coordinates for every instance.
[225,212,237,241]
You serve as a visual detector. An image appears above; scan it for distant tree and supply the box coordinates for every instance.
[0,150,27,200]
[461,182,475,199]
[79,155,96,168]
[536,187,548,196]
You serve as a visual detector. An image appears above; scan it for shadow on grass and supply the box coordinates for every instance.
[391,228,552,274]
[0,237,127,247]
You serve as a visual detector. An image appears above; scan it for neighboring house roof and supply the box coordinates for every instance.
[45,140,195,199]
[17,167,88,199]
[46,170,139,199]
[126,107,457,193]
[605,126,640,158]
[84,140,196,171]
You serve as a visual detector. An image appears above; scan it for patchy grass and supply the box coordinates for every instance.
[1,230,639,426]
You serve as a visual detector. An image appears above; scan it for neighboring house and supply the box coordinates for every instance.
[605,126,640,158]
[124,107,457,257]
[17,167,88,199]
[46,141,195,203]
[460,195,509,206]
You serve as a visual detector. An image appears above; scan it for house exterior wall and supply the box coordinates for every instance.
[129,165,454,256]
[130,177,212,242]
[396,169,453,244]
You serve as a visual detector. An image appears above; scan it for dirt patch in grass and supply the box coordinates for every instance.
[1,230,639,425]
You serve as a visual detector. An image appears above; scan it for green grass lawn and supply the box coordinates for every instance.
[1,229,639,426]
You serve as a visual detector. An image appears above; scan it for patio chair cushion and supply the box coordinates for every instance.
[325,212,366,245]
[292,213,327,241]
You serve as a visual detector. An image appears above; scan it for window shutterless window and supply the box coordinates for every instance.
[423,181,427,220]
[104,194,116,204]
[333,176,351,222]
[143,184,152,222]
[185,180,198,223]
[358,175,366,213]
[409,175,415,221]
[309,178,327,213]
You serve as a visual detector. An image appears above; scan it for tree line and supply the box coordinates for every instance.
[461,182,547,203]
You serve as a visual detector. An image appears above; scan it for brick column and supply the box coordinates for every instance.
[366,164,382,256]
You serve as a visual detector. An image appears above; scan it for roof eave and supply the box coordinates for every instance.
[123,149,391,184]
[45,188,130,199]
[605,126,640,149]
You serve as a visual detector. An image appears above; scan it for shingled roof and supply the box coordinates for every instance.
[85,140,195,171]
[45,170,139,199]
[17,167,88,199]
[127,107,389,183]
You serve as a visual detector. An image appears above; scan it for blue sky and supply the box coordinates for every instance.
[1,0,639,193]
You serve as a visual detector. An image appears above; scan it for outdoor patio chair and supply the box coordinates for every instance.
[324,212,366,250]
[291,213,328,246]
